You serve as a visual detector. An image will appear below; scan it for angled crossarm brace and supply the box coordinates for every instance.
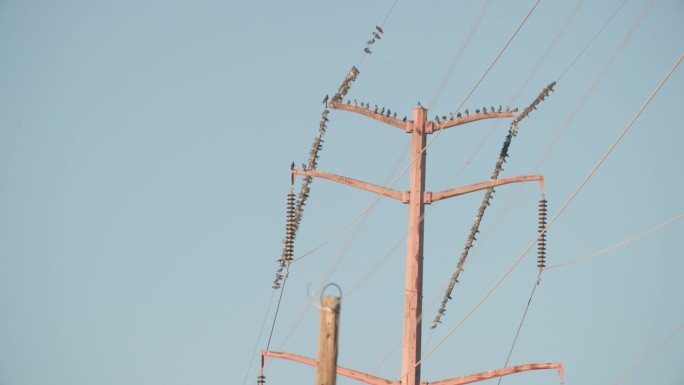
[329,104,518,134]
[330,104,408,131]
[293,169,407,202]
[427,175,544,204]
[262,350,396,385]
[422,362,563,385]
[431,111,516,132]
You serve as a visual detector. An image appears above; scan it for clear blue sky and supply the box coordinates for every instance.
[1,1,682,385]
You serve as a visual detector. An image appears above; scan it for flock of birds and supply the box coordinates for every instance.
[431,81,557,328]
[273,66,361,289]
[364,25,384,55]
[273,21,557,327]
[323,97,520,125]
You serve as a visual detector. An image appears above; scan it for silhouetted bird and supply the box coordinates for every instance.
[498,105,502,113]
[505,105,510,112]
[291,162,295,170]
[483,107,487,114]
[402,116,407,122]
[442,116,447,121]
[465,109,469,116]
[373,105,378,113]
[364,47,371,54]
[347,99,351,105]
[380,107,385,115]
[352,99,357,106]
[456,112,462,118]
[392,112,397,118]
[372,32,381,40]
[322,95,329,104]
[367,38,375,45]
[386,109,391,117]
[475,109,480,114]
[376,25,384,33]
[435,115,440,122]
[302,164,307,171]
[512,107,519,112]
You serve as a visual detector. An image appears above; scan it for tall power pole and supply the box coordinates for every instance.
[261,102,562,385]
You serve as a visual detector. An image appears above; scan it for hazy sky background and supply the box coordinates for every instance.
[1,1,683,385]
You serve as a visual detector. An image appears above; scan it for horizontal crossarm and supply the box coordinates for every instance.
[329,104,518,134]
[427,175,544,203]
[423,362,563,385]
[293,169,407,202]
[431,111,516,132]
[262,350,395,385]
[330,104,408,131]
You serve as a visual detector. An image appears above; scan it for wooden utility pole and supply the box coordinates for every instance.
[315,295,341,385]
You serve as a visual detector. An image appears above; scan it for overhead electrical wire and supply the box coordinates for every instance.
[610,321,684,385]
[427,0,493,109]
[545,212,684,270]
[241,290,277,385]
[496,211,683,385]
[558,0,628,82]
[397,51,682,383]
[496,273,541,385]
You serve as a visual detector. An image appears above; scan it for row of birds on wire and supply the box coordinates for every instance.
[324,98,521,123]
[431,81,556,328]
[364,25,384,55]
[274,25,391,289]
[272,65,361,289]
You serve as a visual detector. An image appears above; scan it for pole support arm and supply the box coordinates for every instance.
[421,362,563,385]
[293,169,407,202]
[262,350,396,385]
[427,175,544,203]
[329,104,517,134]
[431,112,516,132]
[330,104,408,131]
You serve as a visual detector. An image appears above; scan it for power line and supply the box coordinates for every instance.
[496,272,542,385]
[610,321,684,385]
[545,212,684,270]
[557,0,628,81]
[241,289,276,385]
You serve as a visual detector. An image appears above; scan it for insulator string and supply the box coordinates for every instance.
[537,195,548,270]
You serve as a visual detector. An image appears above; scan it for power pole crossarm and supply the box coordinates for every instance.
[292,169,406,202]
[430,111,516,132]
[330,104,517,134]
[262,350,394,385]
[428,175,544,204]
[423,362,564,385]
[330,104,407,131]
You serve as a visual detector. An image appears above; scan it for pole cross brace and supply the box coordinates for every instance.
[292,169,544,204]
[330,104,516,133]
[261,350,563,385]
